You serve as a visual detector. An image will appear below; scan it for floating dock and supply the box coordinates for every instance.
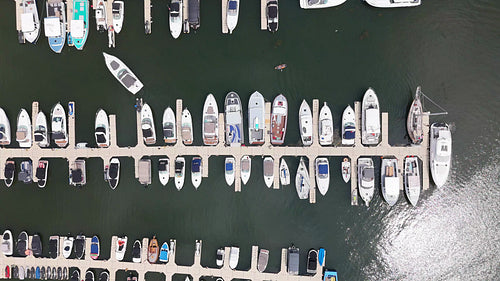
[106,0,115,48]
[221,0,228,34]
[14,0,25,43]
[261,0,267,30]
[144,0,152,34]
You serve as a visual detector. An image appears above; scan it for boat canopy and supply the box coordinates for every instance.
[318,164,328,175]
[35,166,46,179]
[192,160,201,173]
[109,163,118,178]
[361,167,374,183]
[268,6,278,19]
[71,169,83,183]
[21,13,35,32]
[44,17,61,37]
[171,2,180,13]
[366,108,380,133]
[384,178,400,195]
[263,159,273,176]
[158,161,167,171]
[175,161,183,171]
[71,20,84,38]
[225,162,233,172]
[229,1,238,10]
[344,129,355,139]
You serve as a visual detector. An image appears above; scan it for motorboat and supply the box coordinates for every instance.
[162,107,176,144]
[57,267,62,280]
[85,270,94,281]
[1,230,14,256]
[216,248,225,267]
[62,236,73,259]
[307,249,318,275]
[225,157,235,186]
[404,156,421,206]
[225,92,244,146]
[34,111,50,147]
[35,160,49,188]
[318,248,326,266]
[35,267,40,279]
[138,158,151,186]
[112,1,124,33]
[147,236,159,264]
[74,234,85,259]
[126,273,137,281]
[12,266,18,280]
[274,63,287,71]
[240,155,251,185]
[16,108,32,148]
[226,0,239,34]
[16,231,28,257]
[169,0,183,39]
[174,157,185,190]
[263,157,274,188]
[257,248,269,272]
[188,0,200,30]
[362,88,380,145]
[95,109,110,148]
[132,240,141,263]
[365,0,421,8]
[68,0,89,50]
[191,157,202,188]
[99,272,109,281]
[315,157,329,196]
[0,108,11,146]
[181,108,193,145]
[229,246,239,270]
[358,158,375,206]
[107,158,120,189]
[158,158,170,186]
[4,160,15,187]
[69,159,86,187]
[295,157,310,199]
[287,245,299,275]
[46,266,51,280]
[430,123,452,188]
[21,0,41,43]
[323,270,338,281]
[5,266,10,279]
[266,0,278,32]
[248,91,265,145]
[299,100,313,146]
[319,102,333,146]
[90,236,99,260]
[103,52,144,94]
[341,157,350,183]
[70,270,79,281]
[18,160,33,184]
[407,86,424,144]
[159,242,169,263]
[141,103,156,145]
[48,237,58,259]
[95,0,107,31]
[202,94,219,145]
[279,158,290,186]
[342,105,356,145]
[115,236,127,261]
[300,0,348,9]
[381,158,400,206]
[51,103,68,148]
[19,266,24,280]
[63,268,68,280]
[271,94,288,145]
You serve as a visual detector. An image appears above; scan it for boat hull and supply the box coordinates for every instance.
[361,88,380,145]
[16,109,32,148]
[430,123,452,188]
[34,111,50,148]
[225,157,235,186]
[404,156,421,206]
[315,158,329,196]
[225,92,244,146]
[263,157,274,188]
[358,158,375,206]
[319,103,333,146]
[365,0,421,8]
[69,0,89,50]
[141,104,156,145]
[103,52,144,94]
[342,105,356,145]
[381,158,400,206]
[202,94,219,146]
[271,94,288,145]
[295,157,310,199]
[162,107,176,144]
[240,156,251,185]
[181,109,193,145]
[0,108,11,146]
[248,92,265,145]
[300,0,347,9]
[407,87,424,144]
[112,1,124,33]
[279,158,290,186]
[95,109,110,148]
[174,157,185,190]
[51,103,68,148]
[299,100,313,146]
[191,157,202,188]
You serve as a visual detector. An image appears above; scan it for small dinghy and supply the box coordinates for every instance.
[191,157,202,189]
[315,157,330,196]
[1,230,14,256]
[358,158,375,207]
[107,158,120,189]
[132,240,141,263]
[404,156,421,206]
[90,236,99,260]
[69,159,86,187]
[0,107,11,146]
[225,92,244,146]
[74,234,85,259]
[341,158,351,183]
[16,108,32,148]
[407,86,424,144]
[158,158,170,186]
[85,270,94,281]
[307,249,318,275]
[274,63,287,71]
[381,158,400,206]
[318,248,326,266]
[57,267,62,280]
[112,1,124,33]
[46,267,50,280]
[271,94,288,145]
[295,157,311,199]
[279,158,290,186]
[18,160,33,184]
[225,157,235,186]
[162,107,176,144]
[181,108,193,145]
[263,157,274,188]
[115,236,127,261]
[34,111,50,147]
[103,52,144,95]
[229,246,240,270]
[202,94,219,146]
[51,103,68,148]
[299,100,313,146]
[240,156,251,185]
[36,160,49,188]
[342,105,356,145]
[174,157,185,190]
[159,242,169,263]
[319,103,333,146]
[31,234,42,257]
[141,103,156,145]
[248,91,265,145]
[362,88,381,145]
[147,236,159,264]
[266,0,278,32]
[226,0,240,34]
[169,0,183,39]
[95,109,110,148]
[62,236,73,258]
[99,271,109,281]
[48,235,59,259]
[430,123,452,188]
[21,0,41,43]
[4,160,15,187]
[257,248,269,273]
[216,248,225,267]
[70,270,79,281]
[16,231,28,256]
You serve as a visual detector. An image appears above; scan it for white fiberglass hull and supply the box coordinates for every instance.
[169,0,183,39]
[226,0,240,34]
[112,1,124,33]
[295,157,310,199]
[315,158,330,196]
[248,91,265,145]
[174,157,185,190]
[299,100,313,146]
[202,94,219,145]
[62,237,74,258]
[16,108,32,148]
[430,123,452,188]
[319,102,333,146]
[404,156,421,206]
[358,158,375,206]
[225,157,235,186]
[191,157,202,189]
[163,107,176,144]
[103,52,143,95]
[95,109,110,148]
[107,157,120,189]
[341,158,350,183]
[181,108,193,145]
[115,237,127,261]
[279,158,290,186]
[0,108,11,146]
[22,0,41,43]
[365,0,421,8]
[34,111,50,148]
[141,103,156,145]
[381,158,400,206]
[342,105,356,145]
[263,157,274,188]
[300,0,347,9]
[158,158,169,186]
[51,103,68,148]
[362,88,380,145]
[240,155,251,185]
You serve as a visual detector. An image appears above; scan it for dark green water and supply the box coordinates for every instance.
[0,0,499,280]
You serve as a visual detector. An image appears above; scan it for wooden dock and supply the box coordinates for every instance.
[144,0,152,34]
[106,0,115,48]
[261,0,267,30]
[221,0,228,34]
[14,0,23,43]
[182,0,189,33]
[66,0,74,33]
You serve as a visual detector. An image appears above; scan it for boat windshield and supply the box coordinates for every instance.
[361,167,374,186]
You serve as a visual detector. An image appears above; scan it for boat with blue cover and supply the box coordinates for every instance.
[225,92,244,146]
[323,270,338,281]
[191,157,202,189]
[68,0,89,50]
[225,157,235,186]
[44,0,66,53]
[90,236,99,260]
[159,242,169,263]
[318,248,326,266]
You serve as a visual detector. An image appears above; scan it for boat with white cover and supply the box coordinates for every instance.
[95,0,107,31]
[202,94,219,145]
[225,92,244,146]
[21,0,41,43]
[381,158,400,206]
[103,52,144,95]
[341,157,350,183]
[299,100,313,146]
[407,86,424,144]
[271,94,287,145]
[257,249,269,272]
[35,160,49,188]
[279,158,290,186]
[44,0,66,53]
[315,157,329,196]
[51,103,68,148]
[266,0,278,32]
[107,158,120,189]
[115,236,127,261]
[95,109,110,148]
[240,156,251,185]
[295,157,310,199]
[216,248,224,267]
[16,109,32,148]
[225,157,235,186]
[34,111,50,148]
[300,0,347,9]
[162,107,176,144]
[158,158,169,186]
[248,91,265,145]
[141,103,156,145]
[174,157,185,190]
[226,0,239,34]
[319,102,333,145]
[365,0,421,8]
[358,158,374,206]
[229,246,240,270]
[181,108,193,145]
[169,0,183,39]
[0,108,11,146]
[430,123,452,188]
[263,157,274,188]
[361,88,380,145]
[342,105,356,145]
[191,157,202,188]
[112,1,124,33]
[404,156,421,206]
[62,236,73,259]
[1,230,14,256]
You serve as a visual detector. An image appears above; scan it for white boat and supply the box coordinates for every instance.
[141,103,156,145]
[169,0,183,39]
[279,158,290,186]
[191,157,202,188]
[16,108,32,148]
[181,108,193,145]
[315,157,329,196]
[115,236,127,261]
[174,157,185,190]
[361,88,380,145]
[365,0,421,8]
[0,108,11,146]
[381,158,400,206]
[295,157,310,199]
[263,157,274,188]
[319,102,333,146]
[226,0,239,34]
[51,103,68,148]
[430,123,452,188]
[203,94,219,145]
[229,246,240,270]
[44,0,66,53]
[341,157,350,183]
[225,92,244,146]
[248,91,265,145]
[162,107,176,144]
[35,159,49,188]
[300,0,347,9]
[266,0,278,32]
[107,157,120,189]
[95,109,110,148]
[132,240,141,263]
[62,237,74,259]
[34,111,50,148]
[270,94,288,145]
[299,100,313,146]
[404,156,421,206]
[225,157,235,186]
[158,158,169,186]
[69,159,86,186]
[358,158,375,206]
[21,0,41,43]
[257,248,269,272]
[407,86,424,144]
[102,52,144,95]
[240,155,251,185]
[95,0,107,31]
[342,105,356,145]
[1,230,14,256]
[112,1,124,33]
[216,248,225,267]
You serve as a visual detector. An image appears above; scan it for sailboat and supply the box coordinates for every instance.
[248,91,265,145]
[21,0,41,43]
[299,100,313,146]
[202,94,219,145]
[169,0,183,39]
[174,157,185,190]
[279,158,290,185]
[319,102,333,146]
[34,111,50,148]
[407,86,424,144]
[68,0,89,50]
[44,0,66,53]
[295,157,310,199]
[226,0,239,34]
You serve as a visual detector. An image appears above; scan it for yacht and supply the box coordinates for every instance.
[44,0,66,53]
[358,158,375,206]
[51,103,68,148]
[407,86,424,144]
[69,159,86,187]
[300,0,347,9]
[342,105,356,145]
[21,0,41,43]
[35,160,49,188]
[141,103,156,145]
[295,157,310,199]
[0,108,11,146]
[271,94,287,145]
[257,248,269,272]
[341,157,350,183]
[169,0,183,39]
[226,0,239,34]
[62,236,73,258]
[279,158,290,186]
[381,158,400,206]
[430,123,452,188]
[34,111,50,147]
[174,157,185,190]
[191,157,202,188]
[95,0,107,31]
[132,240,141,263]
[299,100,313,146]
[107,158,120,189]
[315,157,329,196]
[202,94,219,145]
[225,92,244,146]
[103,52,144,94]
[162,107,176,144]
[404,156,421,206]
[248,91,265,145]
[266,0,278,32]
[112,1,124,33]
[216,248,224,267]
[16,109,32,148]
[95,109,110,148]
[4,160,15,187]
[319,102,333,146]
[365,0,421,8]
[225,157,235,186]
[158,158,170,186]
[240,155,251,185]
[74,235,85,259]
[229,246,240,269]
[1,230,14,256]
[361,88,380,145]
[181,108,193,145]
[115,236,127,261]
[68,0,89,50]
[263,157,274,188]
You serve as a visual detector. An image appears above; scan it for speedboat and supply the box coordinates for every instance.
[62,236,73,259]
[381,158,400,206]
[430,123,452,188]
[295,157,310,199]
[404,156,421,206]
[299,100,313,146]
[115,236,127,261]
[68,0,89,50]
[35,267,40,279]
[46,267,50,280]
[307,249,318,275]
[279,158,290,186]
[407,86,424,144]
[16,108,32,148]
[51,103,68,148]
[181,108,193,145]
[341,157,350,183]
[12,266,19,280]
[169,0,183,39]
[95,109,110,148]
[271,94,288,145]
[112,1,124,33]
[132,240,141,263]
[107,158,120,189]
[287,245,299,275]
[4,160,15,187]
[323,270,338,281]
[225,157,235,186]
[229,246,240,270]
[147,236,159,264]
[319,102,333,146]
[362,88,380,145]
[0,108,11,146]
[358,158,375,206]
[34,111,50,147]
[342,105,356,145]
[95,0,107,31]
[248,91,265,145]
[162,107,176,144]
[90,236,99,260]
[5,266,10,279]
[21,0,41,43]
[318,248,326,266]
[226,0,239,34]
[300,0,347,9]
[44,0,66,53]
[225,92,244,146]
[202,94,219,145]
[69,159,86,187]
[70,270,79,281]
[365,0,421,8]
[74,234,85,259]
[18,160,33,184]
[315,157,329,196]
[158,158,170,186]
[141,103,156,145]
[138,158,151,186]
[240,155,251,185]
[216,248,224,267]
[1,230,14,256]
[266,0,278,32]
[99,272,109,281]
[188,0,200,30]
[35,160,49,188]
[16,231,28,257]
[159,242,169,263]
[263,157,274,188]
[103,52,144,94]
[174,157,185,190]
[85,271,94,281]
[257,249,269,272]
[191,157,202,188]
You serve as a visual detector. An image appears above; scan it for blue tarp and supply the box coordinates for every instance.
[225,162,233,171]
[344,130,355,139]
[229,1,237,10]
[192,159,201,172]
[318,164,329,175]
